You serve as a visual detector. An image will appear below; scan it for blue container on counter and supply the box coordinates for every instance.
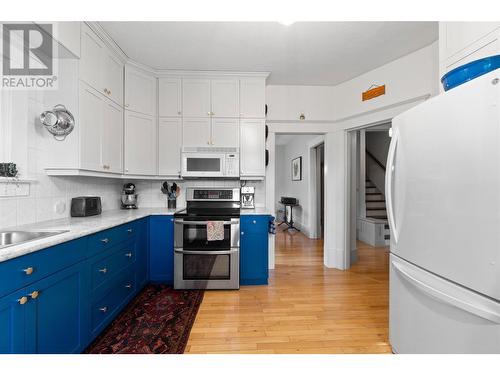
[441,55,500,91]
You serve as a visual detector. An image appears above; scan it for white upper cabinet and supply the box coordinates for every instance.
[79,84,104,172]
[124,112,157,176]
[211,79,239,118]
[102,100,123,174]
[80,23,124,106]
[182,79,211,117]
[182,118,212,148]
[124,65,156,116]
[211,118,240,148]
[240,78,266,118]
[80,24,103,92]
[79,82,123,174]
[159,78,182,117]
[103,51,124,106]
[158,118,182,176]
[240,119,265,177]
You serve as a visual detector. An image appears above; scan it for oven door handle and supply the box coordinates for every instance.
[174,248,239,255]
[174,219,239,225]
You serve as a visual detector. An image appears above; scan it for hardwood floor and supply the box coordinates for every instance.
[185,231,391,354]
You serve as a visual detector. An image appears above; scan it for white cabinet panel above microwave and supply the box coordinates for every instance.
[211,118,240,148]
[182,117,211,147]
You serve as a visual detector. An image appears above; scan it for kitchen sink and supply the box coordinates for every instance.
[0,230,69,250]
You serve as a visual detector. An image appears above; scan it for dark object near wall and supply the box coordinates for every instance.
[265,149,269,167]
[71,196,102,217]
[0,162,18,177]
[280,197,298,205]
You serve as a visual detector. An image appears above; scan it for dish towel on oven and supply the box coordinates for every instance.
[207,221,224,241]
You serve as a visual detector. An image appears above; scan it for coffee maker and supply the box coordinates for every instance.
[121,183,138,209]
[240,186,255,209]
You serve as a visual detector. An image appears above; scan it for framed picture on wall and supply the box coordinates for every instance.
[292,156,302,181]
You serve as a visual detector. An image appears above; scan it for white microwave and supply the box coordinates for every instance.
[181,147,240,178]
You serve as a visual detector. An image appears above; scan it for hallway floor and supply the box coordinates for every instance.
[185,232,391,354]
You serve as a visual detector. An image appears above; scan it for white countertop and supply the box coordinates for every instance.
[0,207,180,263]
[0,206,273,263]
[240,207,274,215]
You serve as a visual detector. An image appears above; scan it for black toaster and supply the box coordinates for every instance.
[71,196,102,217]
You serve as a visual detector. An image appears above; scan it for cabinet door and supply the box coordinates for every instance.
[159,78,182,117]
[211,118,239,148]
[240,78,266,118]
[182,117,211,148]
[103,51,124,106]
[124,66,156,116]
[79,83,103,172]
[25,263,90,354]
[240,216,269,285]
[0,289,27,354]
[80,24,103,91]
[124,111,157,175]
[211,79,239,118]
[149,216,174,283]
[182,79,211,117]
[159,118,182,176]
[102,99,123,174]
[240,119,265,176]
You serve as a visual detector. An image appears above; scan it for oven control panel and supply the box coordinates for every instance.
[194,189,232,200]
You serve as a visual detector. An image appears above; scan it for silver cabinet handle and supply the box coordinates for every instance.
[23,267,34,275]
[99,268,107,274]
[127,228,133,233]
[253,220,257,224]
[101,238,109,244]
[125,284,132,289]
[125,252,133,258]
[99,307,108,313]
[241,231,245,235]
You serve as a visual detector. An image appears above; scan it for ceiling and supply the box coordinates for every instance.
[100,22,438,85]
[275,134,320,146]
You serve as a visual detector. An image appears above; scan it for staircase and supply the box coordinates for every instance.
[365,179,390,245]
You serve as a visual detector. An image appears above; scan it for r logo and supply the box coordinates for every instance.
[2,23,53,76]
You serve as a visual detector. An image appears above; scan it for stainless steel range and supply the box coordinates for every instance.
[174,187,241,290]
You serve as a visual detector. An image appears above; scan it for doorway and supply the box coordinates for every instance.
[347,122,392,266]
[315,143,325,239]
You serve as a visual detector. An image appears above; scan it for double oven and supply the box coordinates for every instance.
[174,188,241,290]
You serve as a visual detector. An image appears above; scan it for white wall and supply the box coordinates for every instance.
[274,134,320,237]
[266,42,439,125]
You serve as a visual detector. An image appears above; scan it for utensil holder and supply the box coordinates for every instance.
[168,197,177,209]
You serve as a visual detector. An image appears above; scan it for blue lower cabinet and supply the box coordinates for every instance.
[240,215,269,285]
[25,262,90,354]
[149,216,174,284]
[136,218,149,288]
[0,289,27,353]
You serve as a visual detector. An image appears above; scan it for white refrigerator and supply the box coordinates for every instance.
[387,69,500,353]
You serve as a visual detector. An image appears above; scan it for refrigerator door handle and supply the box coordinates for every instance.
[392,259,500,324]
[386,128,399,243]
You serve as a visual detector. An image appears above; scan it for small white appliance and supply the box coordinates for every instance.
[181,147,239,178]
[387,69,500,354]
[240,186,255,209]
